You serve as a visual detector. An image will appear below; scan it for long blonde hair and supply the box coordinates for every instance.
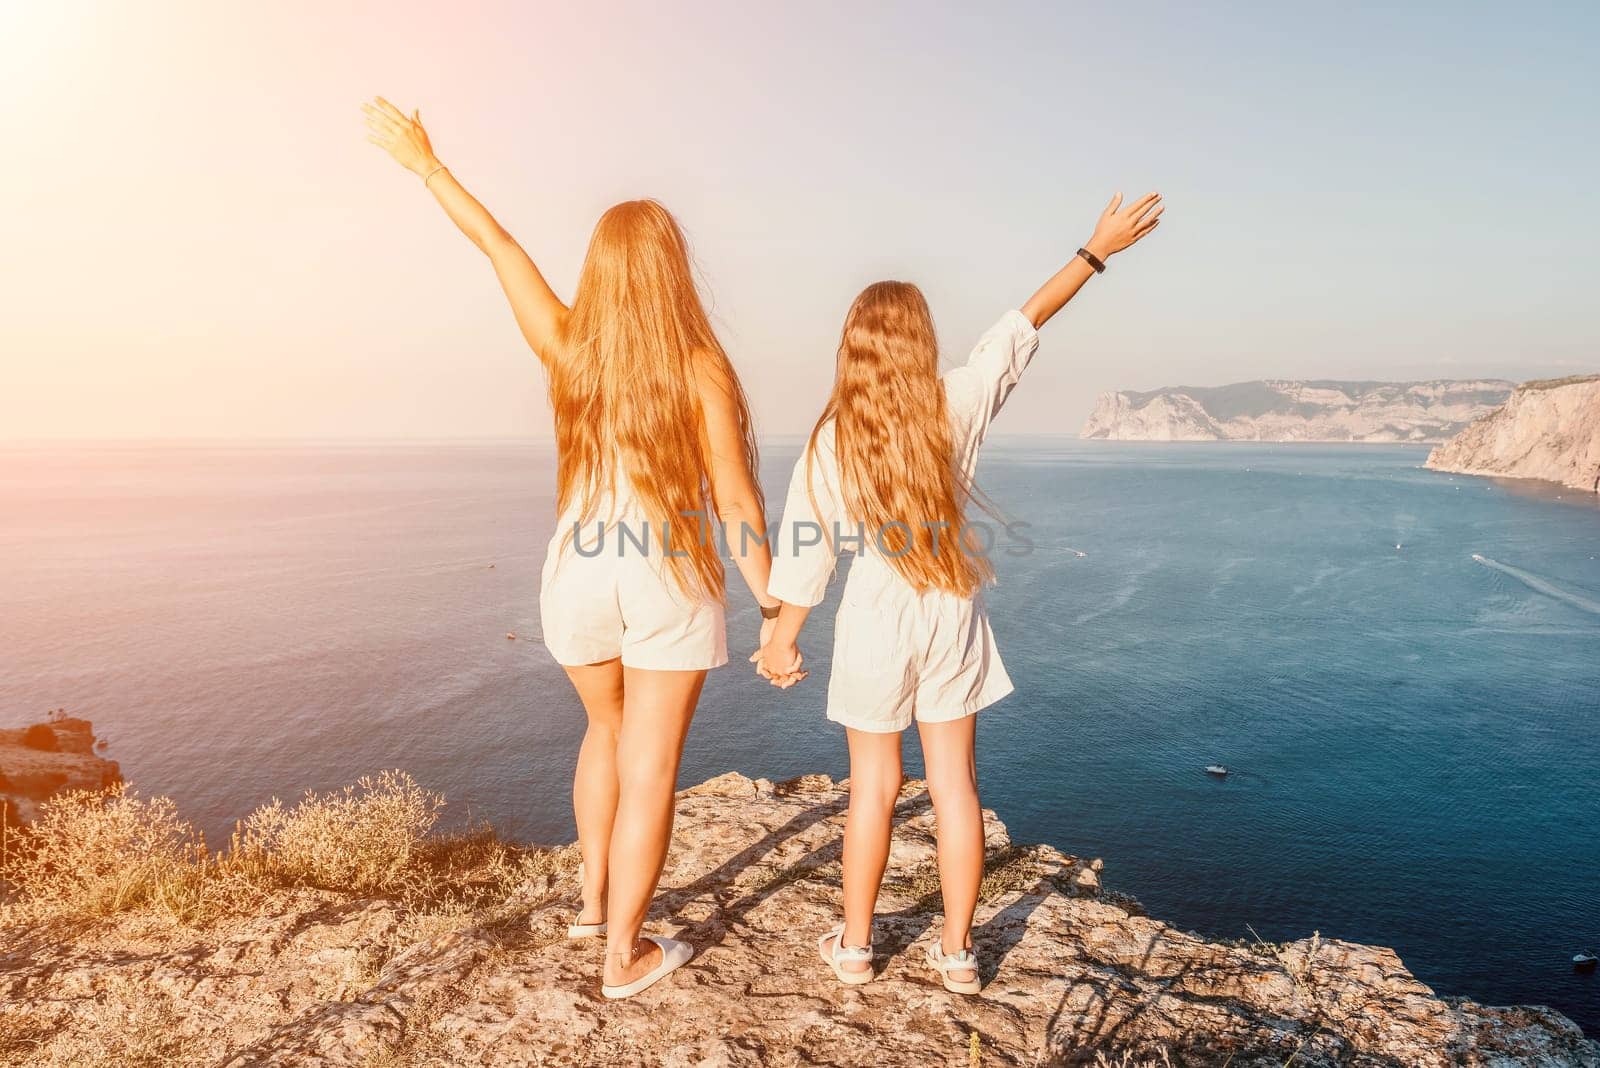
[808,281,992,597]
[550,200,758,600]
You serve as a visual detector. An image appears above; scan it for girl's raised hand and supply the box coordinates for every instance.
[362,97,439,176]
[1085,192,1163,259]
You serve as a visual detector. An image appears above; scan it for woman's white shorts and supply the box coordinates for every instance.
[539,530,727,672]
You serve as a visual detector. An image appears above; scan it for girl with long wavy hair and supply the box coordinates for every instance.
[365,98,781,998]
[757,194,1163,993]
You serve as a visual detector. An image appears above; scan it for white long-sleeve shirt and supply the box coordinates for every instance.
[768,310,1041,606]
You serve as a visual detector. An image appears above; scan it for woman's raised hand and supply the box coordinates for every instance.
[362,97,440,176]
[1084,192,1163,260]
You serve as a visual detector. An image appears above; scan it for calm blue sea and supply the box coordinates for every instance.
[2,440,1596,1032]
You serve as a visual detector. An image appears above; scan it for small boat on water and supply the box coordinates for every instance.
[1575,953,1598,974]
[1205,765,1230,778]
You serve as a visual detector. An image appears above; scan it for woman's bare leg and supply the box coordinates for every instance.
[564,658,626,925]
[602,666,706,988]
[827,727,902,974]
[918,715,982,984]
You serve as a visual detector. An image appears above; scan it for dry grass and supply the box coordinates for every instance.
[20,974,204,1068]
[1091,1051,1174,1068]
[0,783,214,925]
[0,772,573,933]
[357,984,468,1067]
[0,772,585,1068]
[1243,925,1321,991]
[232,771,445,895]
[0,1007,57,1064]
[398,832,578,943]
[747,857,841,898]
[883,845,1056,906]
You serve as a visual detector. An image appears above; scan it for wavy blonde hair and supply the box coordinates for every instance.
[809,281,992,597]
[550,200,758,600]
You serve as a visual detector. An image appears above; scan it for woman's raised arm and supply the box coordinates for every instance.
[363,97,567,362]
[1019,192,1163,330]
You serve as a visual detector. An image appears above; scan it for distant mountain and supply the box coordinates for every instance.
[1426,374,1600,492]
[1080,379,1514,443]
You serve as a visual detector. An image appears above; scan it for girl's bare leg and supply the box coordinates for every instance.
[827,727,903,974]
[918,715,982,984]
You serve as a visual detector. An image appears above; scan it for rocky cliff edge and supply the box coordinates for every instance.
[1,772,1594,1067]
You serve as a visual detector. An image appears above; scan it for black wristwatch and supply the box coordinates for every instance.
[759,602,782,620]
[1076,247,1107,274]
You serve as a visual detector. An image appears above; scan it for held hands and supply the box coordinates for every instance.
[362,97,441,177]
[1084,192,1163,261]
[750,635,807,689]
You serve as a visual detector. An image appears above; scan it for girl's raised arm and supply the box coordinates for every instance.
[1020,192,1163,330]
[363,97,567,362]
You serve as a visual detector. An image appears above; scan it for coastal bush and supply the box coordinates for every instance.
[0,783,209,924]
[1,771,571,933]
[233,770,445,895]
[20,724,58,751]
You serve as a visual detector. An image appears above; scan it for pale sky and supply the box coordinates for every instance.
[2,1,1596,440]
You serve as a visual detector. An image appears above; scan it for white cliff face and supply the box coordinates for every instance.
[1081,380,1514,443]
[1426,375,1600,493]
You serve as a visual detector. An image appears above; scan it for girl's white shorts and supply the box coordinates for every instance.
[824,559,1013,733]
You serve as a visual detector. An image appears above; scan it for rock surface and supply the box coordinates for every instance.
[2,772,1595,1066]
[1425,375,1600,493]
[1081,380,1513,443]
[0,718,120,825]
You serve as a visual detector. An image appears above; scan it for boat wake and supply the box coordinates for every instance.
[1471,554,1600,618]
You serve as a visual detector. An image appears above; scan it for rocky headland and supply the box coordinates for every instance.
[1080,380,1513,443]
[0,717,120,826]
[1425,375,1600,493]
[1,769,1593,1067]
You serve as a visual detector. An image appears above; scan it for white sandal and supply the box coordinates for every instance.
[566,859,606,938]
[817,924,874,985]
[925,941,981,994]
[567,918,607,939]
[600,935,694,999]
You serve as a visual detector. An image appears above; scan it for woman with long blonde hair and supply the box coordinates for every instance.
[757,194,1163,992]
[365,98,781,998]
